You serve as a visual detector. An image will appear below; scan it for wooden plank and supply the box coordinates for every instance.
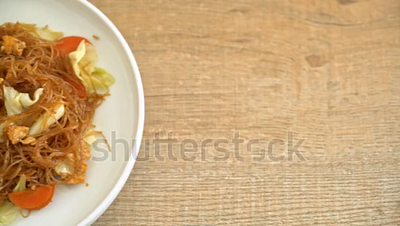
[90,0,400,225]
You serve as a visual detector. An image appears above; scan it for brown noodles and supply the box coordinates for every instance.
[0,23,106,205]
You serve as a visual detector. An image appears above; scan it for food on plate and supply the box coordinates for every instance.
[0,22,114,225]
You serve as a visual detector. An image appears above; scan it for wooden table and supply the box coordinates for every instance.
[90,0,400,225]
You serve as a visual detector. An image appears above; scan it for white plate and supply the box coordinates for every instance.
[0,0,145,225]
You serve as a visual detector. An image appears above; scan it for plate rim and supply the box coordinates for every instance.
[76,0,145,225]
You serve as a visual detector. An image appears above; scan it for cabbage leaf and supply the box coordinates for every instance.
[20,23,63,41]
[68,40,115,93]
[29,104,65,136]
[3,86,43,116]
[12,175,26,192]
[0,201,19,226]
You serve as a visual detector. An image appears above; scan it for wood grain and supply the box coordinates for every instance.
[89,0,400,225]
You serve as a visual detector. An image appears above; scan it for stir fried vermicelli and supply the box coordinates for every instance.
[0,22,110,208]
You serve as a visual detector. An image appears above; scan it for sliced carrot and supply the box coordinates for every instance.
[62,75,87,99]
[8,184,55,210]
[55,36,90,56]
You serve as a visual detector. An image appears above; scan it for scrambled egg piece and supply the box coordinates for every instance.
[55,141,91,185]
[1,36,26,56]
[7,125,29,144]
[64,162,88,185]
[81,141,91,161]
[20,137,36,145]
[65,142,91,184]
